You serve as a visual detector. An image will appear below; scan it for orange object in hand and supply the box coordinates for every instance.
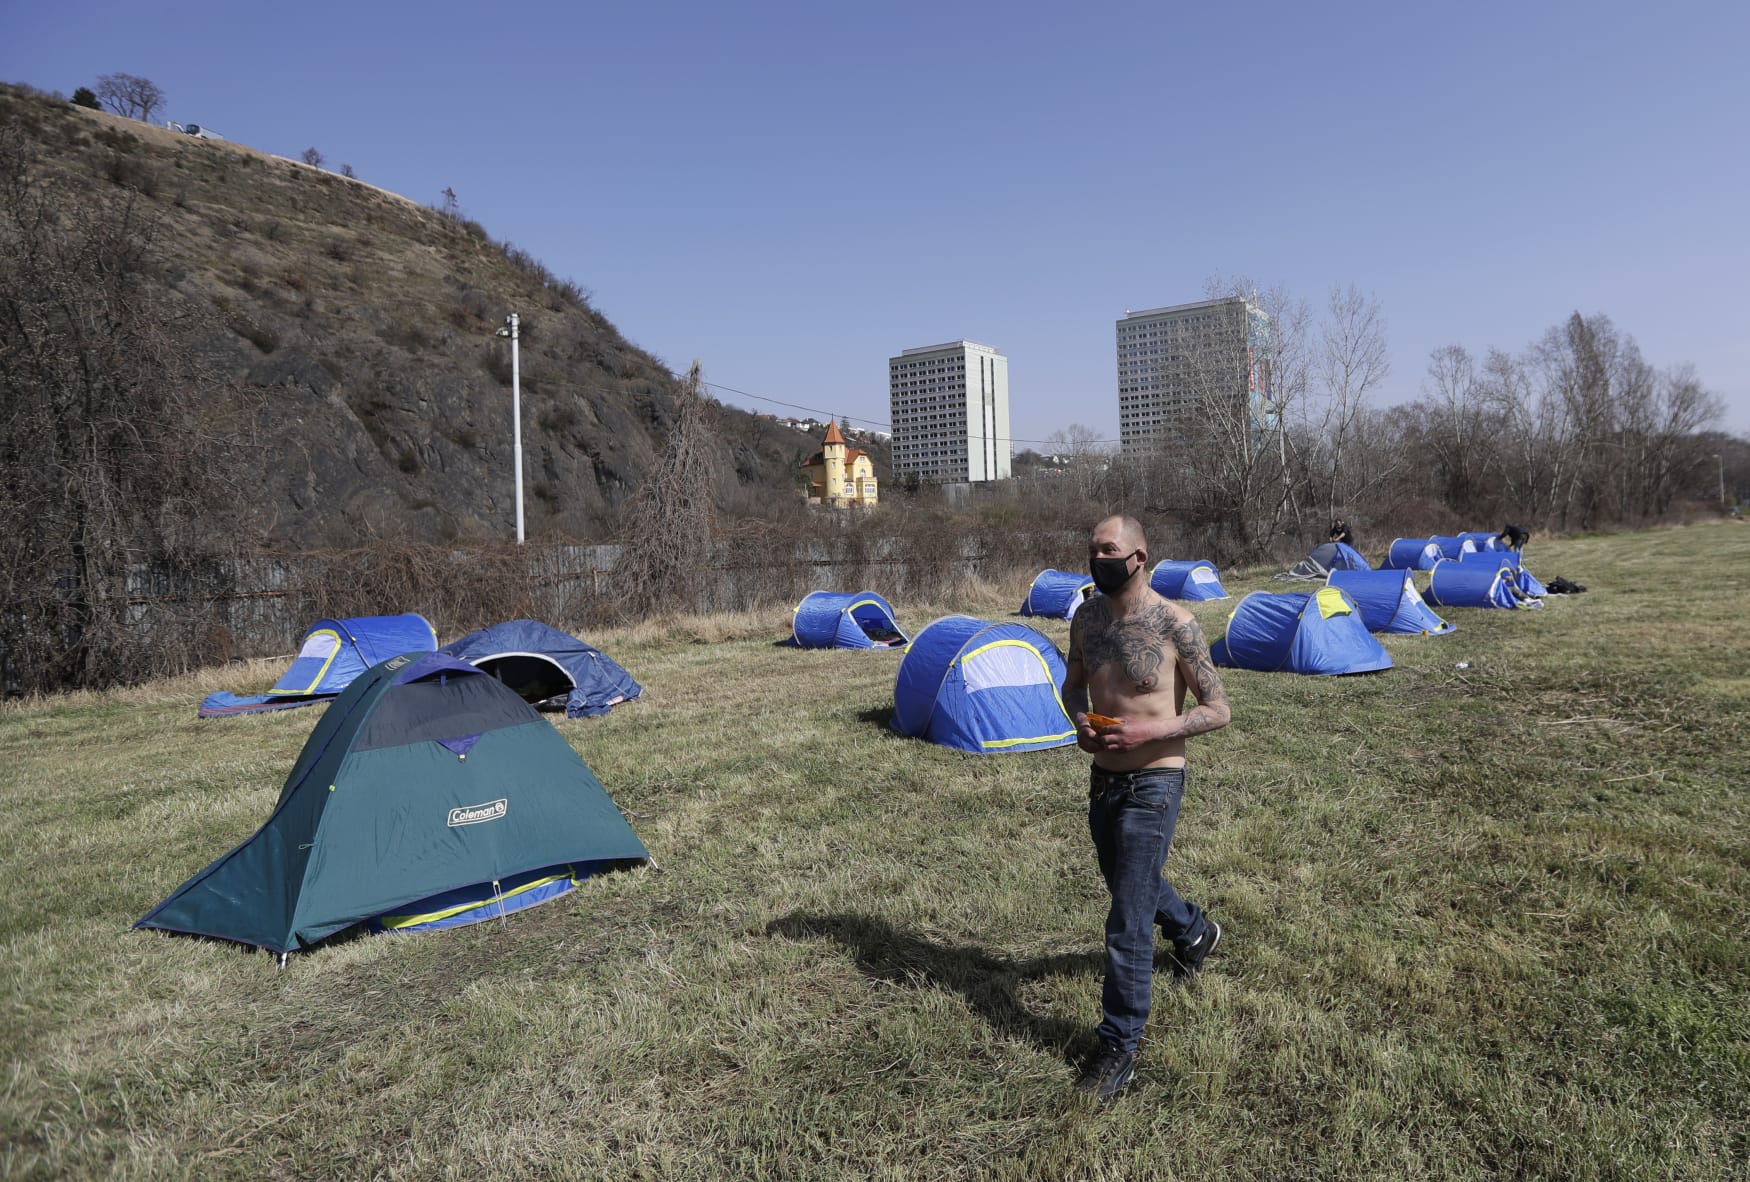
[1085,712,1122,729]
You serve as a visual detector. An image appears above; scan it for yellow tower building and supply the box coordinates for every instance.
[802,420,879,508]
[822,420,848,500]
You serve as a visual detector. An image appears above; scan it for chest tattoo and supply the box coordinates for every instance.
[1080,601,1172,693]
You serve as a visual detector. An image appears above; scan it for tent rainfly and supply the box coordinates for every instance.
[1277,541,1372,581]
[1020,570,1096,620]
[791,591,909,649]
[140,652,649,955]
[1149,559,1230,601]
[1210,588,1394,675]
[199,614,438,717]
[1426,560,1542,609]
[441,619,642,717]
[1327,569,1455,635]
[891,617,1077,753]
[1382,538,1444,571]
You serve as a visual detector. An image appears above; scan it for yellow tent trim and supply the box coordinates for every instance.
[266,628,343,695]
[957,637,1076,741]
[378,870,575,930]
[981,730,1078,749]
[960,637,1054,671]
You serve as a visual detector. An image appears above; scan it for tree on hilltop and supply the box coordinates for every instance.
[95,73,165,122]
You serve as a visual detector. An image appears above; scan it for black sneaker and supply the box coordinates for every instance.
[1075,1042,1136,1103]
[1172,920,1222,979]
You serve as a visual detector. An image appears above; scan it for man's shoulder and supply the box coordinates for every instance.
[1075,594,1113,629]
[1145,591,1194,628]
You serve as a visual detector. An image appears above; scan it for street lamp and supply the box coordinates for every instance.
[495,312,524,543]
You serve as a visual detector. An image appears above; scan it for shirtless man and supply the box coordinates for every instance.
[1062,514,1232,1102]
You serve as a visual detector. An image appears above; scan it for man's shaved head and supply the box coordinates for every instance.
[1093,515,1148,552]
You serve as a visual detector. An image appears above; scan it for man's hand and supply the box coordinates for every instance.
[1077,712,1148,753]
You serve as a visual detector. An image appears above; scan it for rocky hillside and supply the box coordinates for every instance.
[1,83,885,546]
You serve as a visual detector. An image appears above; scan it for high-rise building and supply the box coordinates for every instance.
[1115,297,1272,454]
[888,340,1011,483]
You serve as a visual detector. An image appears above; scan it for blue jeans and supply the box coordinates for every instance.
[1088,764,1207,1052]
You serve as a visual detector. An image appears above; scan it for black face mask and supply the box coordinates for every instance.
[1090,551,1139,595]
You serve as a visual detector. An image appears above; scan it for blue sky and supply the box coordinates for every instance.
[7,1,1747,445]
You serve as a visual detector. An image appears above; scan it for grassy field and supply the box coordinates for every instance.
[3,524,1746,1180]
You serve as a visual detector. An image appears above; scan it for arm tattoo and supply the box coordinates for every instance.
[1064,611,1089,716]
[1063,683,1089,716]
[1165,613,1229,734]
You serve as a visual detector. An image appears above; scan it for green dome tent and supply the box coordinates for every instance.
[138,652,648,957]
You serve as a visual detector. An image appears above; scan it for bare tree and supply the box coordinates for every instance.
[1129,285,1292,560]
[94,73,165,122]
[1129,277,1317,560]
[1046,422,1109,503]
[340,163,355,178]
[300,147,325,169]
[613,362,723,613]
[1306,285,1392,520]
[0,122,252,691]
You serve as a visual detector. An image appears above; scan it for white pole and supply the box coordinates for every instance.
[1719,454,1727,508]
[508,312,524,544]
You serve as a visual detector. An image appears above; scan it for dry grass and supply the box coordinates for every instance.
[2,523,1747,1179]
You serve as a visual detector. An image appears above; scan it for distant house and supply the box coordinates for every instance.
[802,421,878,509]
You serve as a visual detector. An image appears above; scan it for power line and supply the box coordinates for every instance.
[668,368,1124,449]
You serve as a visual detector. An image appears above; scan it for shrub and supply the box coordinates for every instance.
[226,311,278,354]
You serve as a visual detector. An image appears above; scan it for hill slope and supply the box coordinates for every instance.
[1,83,882,546]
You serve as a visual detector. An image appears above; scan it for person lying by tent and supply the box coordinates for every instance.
[1498,523,1530,551]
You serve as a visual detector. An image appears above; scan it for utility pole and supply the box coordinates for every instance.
[496,313,524,543]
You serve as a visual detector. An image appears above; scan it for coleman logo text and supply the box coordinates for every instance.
[448,799,508,827]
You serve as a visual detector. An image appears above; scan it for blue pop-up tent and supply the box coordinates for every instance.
[1327,570,1455,635]
[1150,559,1230,601]
[199,613,439,717]
[1457,531,1505,552]
[1430,535,1479,560]
[1211,588,1393,675]
[1020,570,1096,620]
[441,619,642,717]
[791,591,909,649]
[1383,538,1444,571]
[1426,561,1541,609]
[891,617,1077,753]
[1456,549,1548,596]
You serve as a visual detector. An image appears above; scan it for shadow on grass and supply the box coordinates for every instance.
[767,910,1099,1062]
[855,704,895,728]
